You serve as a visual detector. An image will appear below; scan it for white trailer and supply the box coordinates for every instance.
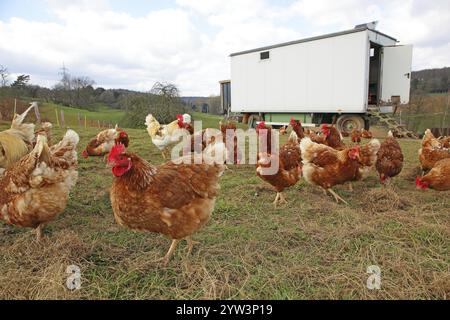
[226,23,413,131]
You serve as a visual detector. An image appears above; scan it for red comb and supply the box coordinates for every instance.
[108,143,125,163]
[256,121,266,129]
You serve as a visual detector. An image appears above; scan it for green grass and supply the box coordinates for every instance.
[38,102,126,127]
[0,116,449,299]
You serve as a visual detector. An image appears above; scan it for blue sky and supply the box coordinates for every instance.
[0,0,449,95]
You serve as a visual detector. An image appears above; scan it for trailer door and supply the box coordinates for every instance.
[380,45,413,104]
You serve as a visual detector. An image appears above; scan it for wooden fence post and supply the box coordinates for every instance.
[60,110,65,128]
[34,102,41,124]
[55,108,60,127]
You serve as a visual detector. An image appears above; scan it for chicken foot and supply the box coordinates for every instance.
[327,188,349,205]
[273,192,288,208]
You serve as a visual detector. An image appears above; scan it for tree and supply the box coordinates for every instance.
[208,95,222,115]
[0,65,9,87]
[150,82,180,99]
[122,82,186,128]
[11,74,30,88]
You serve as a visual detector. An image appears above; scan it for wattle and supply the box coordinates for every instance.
[112,166,129,177]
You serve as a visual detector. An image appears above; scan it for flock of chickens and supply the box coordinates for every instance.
[0,103,449,265]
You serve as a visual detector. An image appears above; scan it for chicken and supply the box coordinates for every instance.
[320,124,346,150]
[219,119,241,164]
[438,136,450,148]
[82,125,129,158]
[351,128,362,143]
[0,130,79,240]
[145,114,192,159]
[308,130,326,144]
[300,137,361,204]
[0,103,36,170]
[180,113,194,135]
[107,141,226,265]
[256,121,273,154]
[289,118,305,140]
[418,129,450,172]
[376,131,404,184]
[279,126,287,135]
[361,129,373,139]
[416,158,450,191]
[355,139,381,182]
[34,122,53,146]
[256,131,302,207]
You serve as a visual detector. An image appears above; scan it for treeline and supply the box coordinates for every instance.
[411,67,450,94]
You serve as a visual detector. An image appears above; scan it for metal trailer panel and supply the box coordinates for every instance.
[231,30,369,114]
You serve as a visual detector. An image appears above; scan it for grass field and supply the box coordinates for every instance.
[0,115,449,299]
[37,102,126,127]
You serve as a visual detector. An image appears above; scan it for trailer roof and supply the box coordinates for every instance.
[229,27,397,57]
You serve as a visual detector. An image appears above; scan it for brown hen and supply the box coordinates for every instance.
[108,142,225,265]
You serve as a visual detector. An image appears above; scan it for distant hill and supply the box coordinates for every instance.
[411,67,450,94]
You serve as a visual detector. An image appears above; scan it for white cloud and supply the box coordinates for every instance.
[0,0,449,96]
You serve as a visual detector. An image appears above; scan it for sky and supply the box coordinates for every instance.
[0,0,449,96]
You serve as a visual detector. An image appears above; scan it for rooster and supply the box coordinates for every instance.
[0,130,79,240]
[300,137,361,204]
[107,141,226,265]
[418,129,450,172]
[0,103,36,170]
[82,125,129,159]
[376,131,403,184]
[416,158,450,191]
[145,114,192,159]
[256,131,302,207]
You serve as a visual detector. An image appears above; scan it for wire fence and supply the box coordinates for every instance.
[0,98,115,129]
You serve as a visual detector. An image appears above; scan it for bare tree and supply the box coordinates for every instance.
[150,82,180,98]
[0,65,9,87]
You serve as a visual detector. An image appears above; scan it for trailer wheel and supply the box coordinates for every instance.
[336,115,364,133]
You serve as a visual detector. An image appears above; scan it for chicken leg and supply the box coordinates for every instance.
[327,188,349,205]
[36,224,43,242]
[348,182,353,192]
[273,192,288,208]
[186,237,200,256]
[156,239,180,266]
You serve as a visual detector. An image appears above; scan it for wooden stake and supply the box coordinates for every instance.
[34,102,41,124]
[55,108,60,127]
[60,110,65,128]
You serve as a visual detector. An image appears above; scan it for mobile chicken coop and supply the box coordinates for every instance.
[222,23,413,132]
